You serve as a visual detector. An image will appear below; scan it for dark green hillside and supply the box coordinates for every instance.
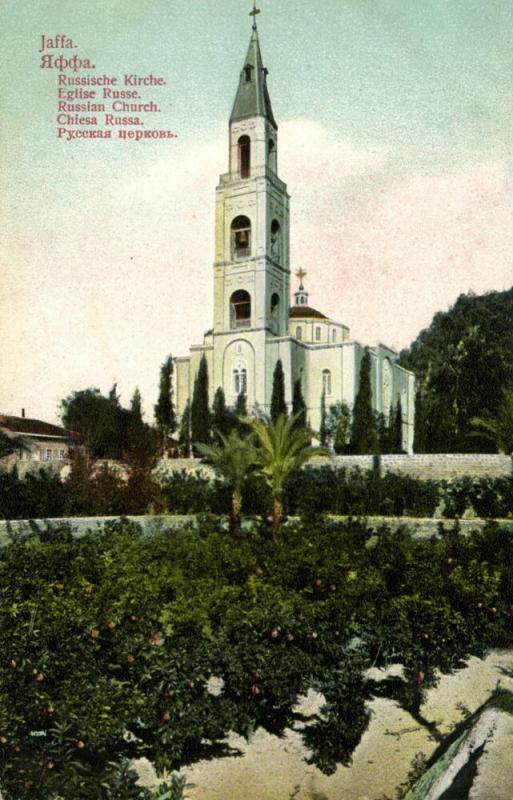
[399,288,513,453]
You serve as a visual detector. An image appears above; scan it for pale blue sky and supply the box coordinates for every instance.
[2,1,512,170]
[1,1,512,421]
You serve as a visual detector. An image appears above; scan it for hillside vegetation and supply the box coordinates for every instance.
[399,288,513,453]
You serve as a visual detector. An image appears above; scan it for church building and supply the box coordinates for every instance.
[174,17,415,452]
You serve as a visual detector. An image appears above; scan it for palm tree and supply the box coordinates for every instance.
[247,414,329,540]
[196,430,257,537]
[470,389,513,454]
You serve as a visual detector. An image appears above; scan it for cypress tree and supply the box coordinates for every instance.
[319,391,328,446]
[126,388,157,469]
[413,388,427,453]
[327,402,351,454]
[130,387,143,424]
[270,359,287,423]
[154,355,176,438]
[235,391,247,417]
[103,383,124,460]
[393,398,404,453]
[178,400,191,455]
[350,349,378,454]
[376,410,389,454]
[212,387,231,440]
[292,378,307,429]
[191,354,210,448]
[127,387,144,463]
[108,383,120,406]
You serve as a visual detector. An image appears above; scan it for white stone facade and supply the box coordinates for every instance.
[174,27,415,452]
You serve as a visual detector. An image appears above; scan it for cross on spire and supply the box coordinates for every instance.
[249,1,261,29]
[296,268,307,287]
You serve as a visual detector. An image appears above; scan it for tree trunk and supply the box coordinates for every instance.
[271,496,283,541]
[229,489,242,537]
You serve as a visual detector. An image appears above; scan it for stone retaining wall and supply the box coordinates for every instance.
[328,453,512,481]
[159,454,512,482]
[2,514,512,548]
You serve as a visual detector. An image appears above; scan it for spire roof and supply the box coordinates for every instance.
[230,28,276,127]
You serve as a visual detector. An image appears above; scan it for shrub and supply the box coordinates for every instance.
[2,462,512,522]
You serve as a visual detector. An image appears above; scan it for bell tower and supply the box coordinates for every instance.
[212,18,290,340]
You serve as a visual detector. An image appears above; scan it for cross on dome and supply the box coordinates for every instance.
[294,269,309,307]
[295,268,307,290]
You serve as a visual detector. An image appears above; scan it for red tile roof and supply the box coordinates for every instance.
[0,415,77,440]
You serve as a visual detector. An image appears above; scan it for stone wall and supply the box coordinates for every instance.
[299,453,513,481]
[156,458,216,479]
[3,515,511,549]
[159,454,512,482]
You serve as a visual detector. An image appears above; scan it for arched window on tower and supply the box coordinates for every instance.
[268,137,276,171]
[296,326,302,341]
[233,364,248,395]
[270,219,281,263]
[331,329,336,342]
[270,292,280,316]
[244,64,253,83]
[382,357,393,417]
[322,369,332,396]
[230,289,251,329]
[238,136,251,179]
[315,326,321,342]
[231,215,251,259]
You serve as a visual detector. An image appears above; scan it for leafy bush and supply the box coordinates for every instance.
[2,463,512,522]
[0,469,68,521]
[282,467,440,518]
[0,517,513,797]
[441,476,513,519]
[158,471,228,514]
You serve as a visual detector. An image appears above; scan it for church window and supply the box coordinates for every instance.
[315,326,321,341]
[296,326,302,341]
[268,138,276,171]
[230,289,251,329]
[322,369,332,396]
[270,219,281,262]
[300,296,305,305]
[231,215,251,258]
[238,136,251,179]
[382,357,393,416]
[233,366,247,396]
[331,329,336,342]
[244,64,253,82]
[271,292,279,314]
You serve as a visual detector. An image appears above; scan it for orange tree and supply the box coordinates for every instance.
[0,517,513,798]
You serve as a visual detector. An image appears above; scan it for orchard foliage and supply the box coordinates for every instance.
[1,517,513,798]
